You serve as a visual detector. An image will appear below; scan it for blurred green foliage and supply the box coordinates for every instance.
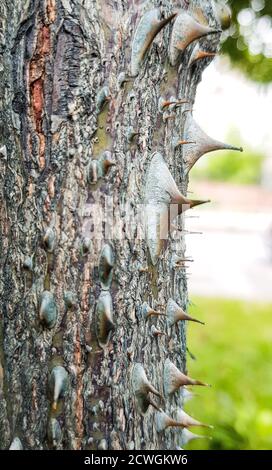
[222,1,272,82]
[191,129,264,184]
[182,297,272,450]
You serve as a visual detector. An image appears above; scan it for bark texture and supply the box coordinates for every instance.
[0,0,220,450]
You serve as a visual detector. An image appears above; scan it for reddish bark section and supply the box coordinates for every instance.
[29,25,50,168]
[47,0,56,24]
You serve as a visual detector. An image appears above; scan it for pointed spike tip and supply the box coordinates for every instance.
[187,315,205,325]
[196,380,211,387]
[183,114,244,173]
[145,152,192,263]
[131,363,162,414]
[190,199,210,209]
[177,140,196,146]
[188,47,217,67]
[166,298,204,326]
[177,409,213,429]
[222,143,244,153]
[208,28,222,35]
[131,10,177,76]
[164,358,210,394]
[169,12,222,66]
[199,51,217,59]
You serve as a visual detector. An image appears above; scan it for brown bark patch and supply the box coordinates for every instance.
[29,25,50,168]
[47,0,56,24]
[31,79,44,131]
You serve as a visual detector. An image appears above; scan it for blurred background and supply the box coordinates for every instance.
[183,0,272,450]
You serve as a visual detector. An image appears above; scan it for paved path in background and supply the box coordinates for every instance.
[184,183,272,301]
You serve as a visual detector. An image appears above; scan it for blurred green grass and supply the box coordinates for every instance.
[183,297,272,450]
[191,148,263,185]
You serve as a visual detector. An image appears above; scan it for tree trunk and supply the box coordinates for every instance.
[0,0,220,450]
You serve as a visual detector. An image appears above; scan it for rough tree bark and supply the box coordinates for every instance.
[0,0,221,450]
